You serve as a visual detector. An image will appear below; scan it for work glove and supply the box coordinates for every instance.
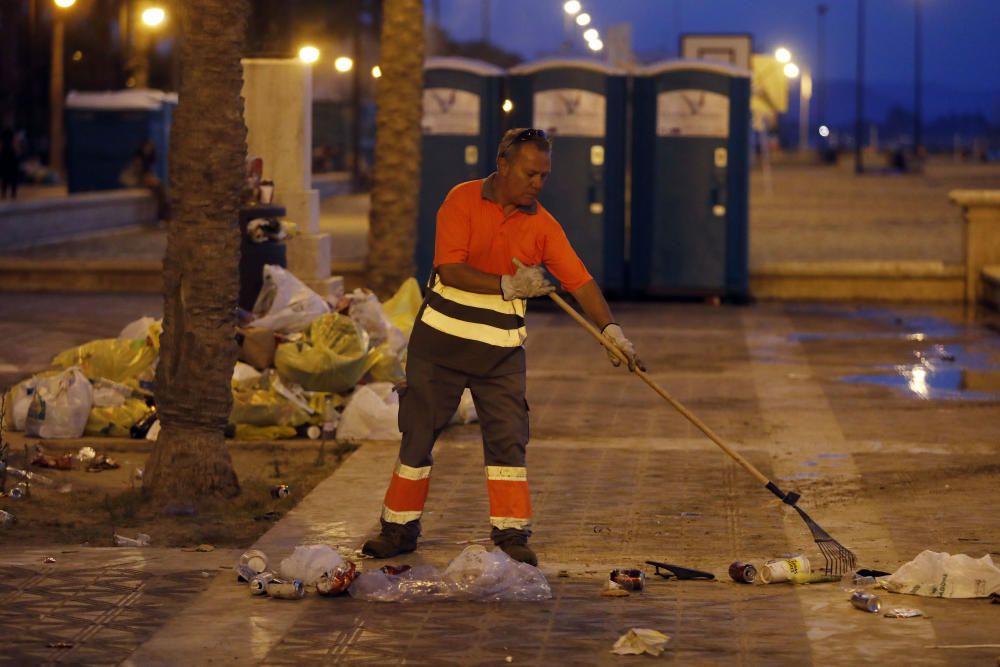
[602,323,645,372]
[500,257,555,300]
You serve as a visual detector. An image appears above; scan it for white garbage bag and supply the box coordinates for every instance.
[880,550,1000,598]
[279,545,345,585]
[25,367,94,439]
[119,316,162,341]
[347,289,400,350]
[251,265,330,333]
[336,383,401,441]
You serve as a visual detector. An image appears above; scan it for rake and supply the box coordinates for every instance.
[549,293,857,576]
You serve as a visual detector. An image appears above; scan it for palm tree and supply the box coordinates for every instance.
[366,0,425,298]
[143,0,247,505]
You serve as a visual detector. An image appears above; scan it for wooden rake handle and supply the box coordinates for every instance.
[548,292,771,488]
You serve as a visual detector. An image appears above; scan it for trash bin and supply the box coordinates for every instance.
[630,60,751,299]
[64,90,176,193]
[508,59,627,292]
[416,57,506,287]
[239,205,287,311]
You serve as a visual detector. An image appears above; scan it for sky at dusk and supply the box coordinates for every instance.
[432,0,1000,95]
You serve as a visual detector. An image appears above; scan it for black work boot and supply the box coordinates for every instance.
[493,529,538,567]
[362,520,420,559]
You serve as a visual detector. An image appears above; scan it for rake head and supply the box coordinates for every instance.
[792,505,857,576]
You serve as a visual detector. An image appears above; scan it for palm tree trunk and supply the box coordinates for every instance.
[144,0,247,505]
[366,0,425,298]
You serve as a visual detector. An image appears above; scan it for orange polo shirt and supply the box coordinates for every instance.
[433,175,593,292]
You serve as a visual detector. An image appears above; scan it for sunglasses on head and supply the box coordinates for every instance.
[500,128,548,157]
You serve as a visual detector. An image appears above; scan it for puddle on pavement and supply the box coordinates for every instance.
[787,308,1000,401]
[840,345,1000,401]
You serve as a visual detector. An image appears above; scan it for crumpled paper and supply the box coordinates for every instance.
[610,628,671,656]
[880,550,1000,598]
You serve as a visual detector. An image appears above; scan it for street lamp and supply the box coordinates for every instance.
[783,62,799,79]
[141,6,165,28]
[50,0,77,178]
[334,56,353,73]
[583,28,598,42]
[575,12,591,27]
[563,0,581,15]
[371,65,382,79]
[774,47,791,63]
[588,38,603,52]
[298,45,320,64]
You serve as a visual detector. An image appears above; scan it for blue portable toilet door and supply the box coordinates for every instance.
[508,60,627,290]
[654,85,731,291]
[416,58,505,287]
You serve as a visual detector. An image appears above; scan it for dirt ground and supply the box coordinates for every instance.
[0,434,357,548]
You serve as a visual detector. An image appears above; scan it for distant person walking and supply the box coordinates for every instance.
[0,128,20,200]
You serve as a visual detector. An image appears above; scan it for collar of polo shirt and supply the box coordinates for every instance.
[481,173,538,215]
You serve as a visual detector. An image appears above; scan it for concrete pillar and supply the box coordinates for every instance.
[242,58,340,298]
[949,189,1000,304]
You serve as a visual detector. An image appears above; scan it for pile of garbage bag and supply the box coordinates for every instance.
[3,265,478,442]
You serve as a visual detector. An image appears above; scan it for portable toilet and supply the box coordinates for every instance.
[416,57,506,286]
[630,60,751,299]
[64,89,176,193]
[507,59,627,292]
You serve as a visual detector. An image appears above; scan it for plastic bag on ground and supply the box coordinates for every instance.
[5,372,59,431]
[119,316,162,346]
[348,289,404,351]
[279,545,346,585]
[25,367,94,439]
[274,313,368,393]
[51,338,158,388]
[230,388,311,427]
[361,342,406,385]
[382,277,423,337]
[336,383,401,441]
[251,265,330,333]
[348,545,552,603]
[232,362,263,390]
[85,398,149,437]
[880,550,1000,598]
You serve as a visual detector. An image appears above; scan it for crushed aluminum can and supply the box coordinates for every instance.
[249,572,274,595]
[379,564,412,576]
[316,561,358,596]
[609,568,645,591]
[234,563,258,583]
[0,510,15,525]
[728,561,757,583]
[884,608,923,618]
[267,579,305,600]
[851,591,881,613]
[270,484,290,500]
[238,549,269,574]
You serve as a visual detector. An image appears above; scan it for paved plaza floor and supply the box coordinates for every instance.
[1,293,999,665]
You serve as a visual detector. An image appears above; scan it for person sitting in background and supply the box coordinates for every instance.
[120,140,170,221]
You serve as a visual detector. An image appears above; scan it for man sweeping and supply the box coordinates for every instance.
[362,128,643,566]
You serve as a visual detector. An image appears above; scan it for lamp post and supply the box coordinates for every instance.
[913,0,923,154]
[49,0,76,178]
[854,0,866,174]
[816,4,828,140]
[799,69,812,152]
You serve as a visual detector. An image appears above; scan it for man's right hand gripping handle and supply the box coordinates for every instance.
[500,257,555,300]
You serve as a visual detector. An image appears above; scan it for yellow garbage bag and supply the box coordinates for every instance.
[85,399,150,438]
[383,277,423,336]
[52,338,158,386]
[233,424,297,440]
[362,342,406,385]
[274,313,368,393]
[230,387,311,427]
